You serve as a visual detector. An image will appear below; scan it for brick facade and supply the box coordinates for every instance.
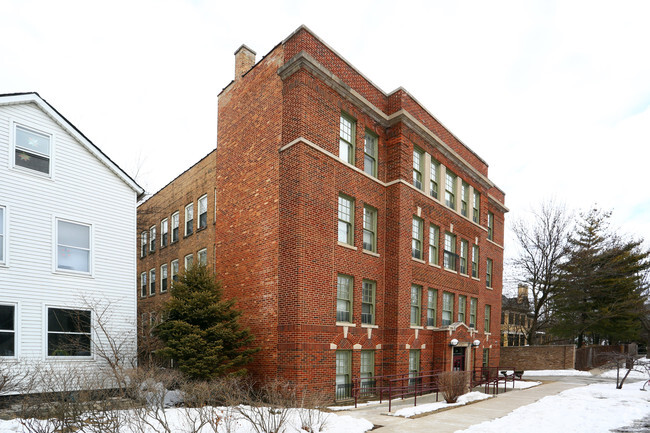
[138,26,507,396]
[137,150,217,350]
[500,345,576,370]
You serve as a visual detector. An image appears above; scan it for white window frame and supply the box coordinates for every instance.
[140,272,147,297]
[198,248,207,266]
[338,194,354,245]
[339,113,356,165]
[160,264,168,293]
[171,212,179,243]
[184,253,193,270]
[12,122,53,177]
[429,224,439,266]
[185,203,194,236]
[0,206,6,266]
[55,218,92,275]
[149,268,156,296]
[45,306,93,359]
[198,195,208,230]
[363,131,377,177]
[161,218,168,247]
[0,302,18,358]
[149,225,156,252]
[140,231,147,258]
[171,259,179,282]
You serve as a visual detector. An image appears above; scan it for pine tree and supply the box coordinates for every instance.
[551,208,650,347]
[153,264,259,379]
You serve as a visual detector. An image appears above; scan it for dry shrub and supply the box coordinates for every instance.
[298,389,331,433]
[236,378,297,433]
[437,371,470,403]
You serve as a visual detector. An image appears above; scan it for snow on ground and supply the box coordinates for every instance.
[509,380,542,389]
[456,381,650,433]
[600,368,648,380]
[392,391,492,418]
[521,369,593,376]
[328,400,381,411]
[0,406,374,433]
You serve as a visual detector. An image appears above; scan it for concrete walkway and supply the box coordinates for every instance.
[341,380,586,432]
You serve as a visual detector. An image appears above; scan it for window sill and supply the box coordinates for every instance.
[429,262,440,268]
[183,233,193,239]
[486,286,494,291]
[410,325,424,330]
[460,273,470,278]
[170,239,179,245]
[411,257,425,264]
[338,242,357,251]
[362,249,380,257]
[361,323,378,329]
[425,326,439,330]
[336,322,356,327]
[471,276,480,281]
[197,226,207,233]
[53,270,94,279]
[443,267,458,275]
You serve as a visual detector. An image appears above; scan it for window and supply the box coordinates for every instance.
[458,295,466,323]
[430,159,439,199]
[339,114,355,164]
[470,298,477,328]
[140,272,147,297]
[0,206,5,264]
[443,232,457,271]
[460,239,468,275]
[338,195,354,245]
[442,292,454,326]
[171,212,179,243]
[56,220,90,273]
[413,147,423,190]
[361,280,375,325]
[473,191,480,223]
[409,350,420,381]
[429,224,439,265]
[14,124,51,175]
[140,231,147,258]
[0,304,15,357]
[445,170,456,209]
[161,218,168,247]
[412,217,423,260]
[487,212,494,240]
[160,264,168,293]
[461,181,469,217]
[47,308,91,357]
[486,258,493,288]
[149,226,156,252]
[360,350,375,390]
[363,206,377,252]
[198,195,208,230]
[410,285,421,326]
[149,268,156,296]
[427,289,437,327]
[198,248,207,266]
[483,348,490,367]
[364,131,377,177]
[184,254,193,270]
[336,274,353,322]
[185,203,194,236]
[472,245,479,278]
[171,259,179,282]
[485,305,491,333]
[335,350,351,399]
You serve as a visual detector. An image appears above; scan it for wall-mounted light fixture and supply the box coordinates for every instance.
[450,338,459,346]
[472,339,481,347]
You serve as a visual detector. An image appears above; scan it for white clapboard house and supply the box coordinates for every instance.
[0,93,143,389]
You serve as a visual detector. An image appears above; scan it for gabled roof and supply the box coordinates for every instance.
[0,92,145,200]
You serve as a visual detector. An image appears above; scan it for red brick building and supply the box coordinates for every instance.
[138,26,507,397]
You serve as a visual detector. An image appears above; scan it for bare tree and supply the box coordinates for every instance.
[511,201,572,345]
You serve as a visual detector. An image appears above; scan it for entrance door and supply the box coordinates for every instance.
[453,346,466,371]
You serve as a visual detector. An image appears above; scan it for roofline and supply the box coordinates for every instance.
[138,148,216,207]
[282,25,489,167]
[0,92,145,200]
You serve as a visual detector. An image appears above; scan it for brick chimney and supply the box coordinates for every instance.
[234,44,256,79]
[517,284,528,304]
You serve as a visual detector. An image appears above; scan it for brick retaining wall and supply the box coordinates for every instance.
[500,345,575,370]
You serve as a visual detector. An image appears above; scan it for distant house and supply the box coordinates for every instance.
[500,284,539,346]
[0,93,143,387]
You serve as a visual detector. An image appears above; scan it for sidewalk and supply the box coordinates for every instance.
[341,380,585,432]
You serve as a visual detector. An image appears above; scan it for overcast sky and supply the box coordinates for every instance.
[2,0,649,288]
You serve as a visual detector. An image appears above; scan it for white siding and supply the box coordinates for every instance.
[0,103,137,381]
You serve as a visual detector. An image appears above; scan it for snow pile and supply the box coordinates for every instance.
[456,381,650,433]
[600,368,648,380]
[522,369,592,376]
[328,400,381,411]
[392,392,491,418]
[509,380,542,389]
